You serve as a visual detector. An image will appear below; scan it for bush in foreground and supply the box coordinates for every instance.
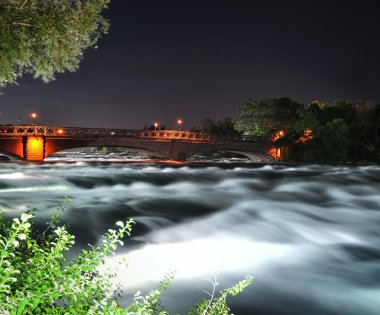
[0,206,252,314]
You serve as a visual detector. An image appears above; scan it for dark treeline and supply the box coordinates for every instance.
[195,97,380,163]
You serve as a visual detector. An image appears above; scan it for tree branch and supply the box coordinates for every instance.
[20,0,29,9]
[12,22,33,27]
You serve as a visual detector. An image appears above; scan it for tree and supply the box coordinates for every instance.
[292,100,367,162]
[0,0,110,92]
[318,118,350,162]
[198,117,241,140]
[355,103,380,161]
[234,97,302,137]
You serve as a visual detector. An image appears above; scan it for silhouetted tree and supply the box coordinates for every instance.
[198,117,241,140]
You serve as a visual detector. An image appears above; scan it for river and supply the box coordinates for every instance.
[0,159,379,314]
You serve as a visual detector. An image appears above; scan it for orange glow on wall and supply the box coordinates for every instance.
[25,136,45,161]
[296,129,314,143]
[0,139,24,158]
[268,147,281,160]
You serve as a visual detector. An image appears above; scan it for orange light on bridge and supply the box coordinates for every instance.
[30,112,37,125]
[57,129,64,135]
[111,131,115,136]
[154,122,158,130]
[177,119,183,130]
[25,136,44,161]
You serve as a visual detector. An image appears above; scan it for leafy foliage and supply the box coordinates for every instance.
[232,97,380,162]
[0,204,253,314]
[195,117,241,140]
[234,97,302,137]
[189,275,253,315]
[291,100,380,162]
[0,0,110,91]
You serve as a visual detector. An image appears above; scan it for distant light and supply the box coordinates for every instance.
[271,129,285,142]
[177,119,183,130]
[111,131,115,136]
[154,122,158,130]
[57,129,64,134]
[30,112,37,125]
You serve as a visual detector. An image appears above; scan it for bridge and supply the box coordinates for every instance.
[0,125,277,162]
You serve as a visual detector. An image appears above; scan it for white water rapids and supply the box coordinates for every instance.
[0,161,379,314]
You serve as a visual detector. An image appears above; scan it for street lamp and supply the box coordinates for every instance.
[154,122,158,130]
[177,119,183,130]
[31,113,37,125]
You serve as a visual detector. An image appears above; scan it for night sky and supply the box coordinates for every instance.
[1,0,380,129]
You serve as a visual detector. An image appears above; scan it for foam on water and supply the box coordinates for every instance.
[1,160,380,314]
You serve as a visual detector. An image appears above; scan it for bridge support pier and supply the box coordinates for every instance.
[171,152,187,161]
[23,136,46,162]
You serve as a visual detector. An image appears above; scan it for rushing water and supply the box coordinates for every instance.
[1,160,380,314]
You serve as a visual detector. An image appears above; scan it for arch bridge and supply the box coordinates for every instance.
[0,125,276,162]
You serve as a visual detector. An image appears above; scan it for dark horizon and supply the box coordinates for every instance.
[1,0,380,128]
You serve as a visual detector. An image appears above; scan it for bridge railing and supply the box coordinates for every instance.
[0,126,216,142]
[0,125,269,143]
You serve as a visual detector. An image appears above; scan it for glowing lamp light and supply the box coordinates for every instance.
[57,129,64,135]
[154,122,158,130]
[111,131,115,136]
[30,112,37,125]
[177,119,183,130]
[272,130,285,142]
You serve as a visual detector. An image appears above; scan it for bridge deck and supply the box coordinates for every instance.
[0,125,267,143]
[0,126,214,141]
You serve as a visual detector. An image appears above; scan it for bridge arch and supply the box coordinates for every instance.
[187,148,275,162]
[0,150,21,161]
[46,146,167,160]
[228,151,275,162]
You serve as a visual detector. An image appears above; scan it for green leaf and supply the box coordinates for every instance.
[32,298,40,309]
[17,298,29,315]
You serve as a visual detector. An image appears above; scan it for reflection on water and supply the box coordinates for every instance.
[0,161,380,314]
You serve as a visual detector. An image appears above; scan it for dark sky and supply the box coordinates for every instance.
[1,0,380,128]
